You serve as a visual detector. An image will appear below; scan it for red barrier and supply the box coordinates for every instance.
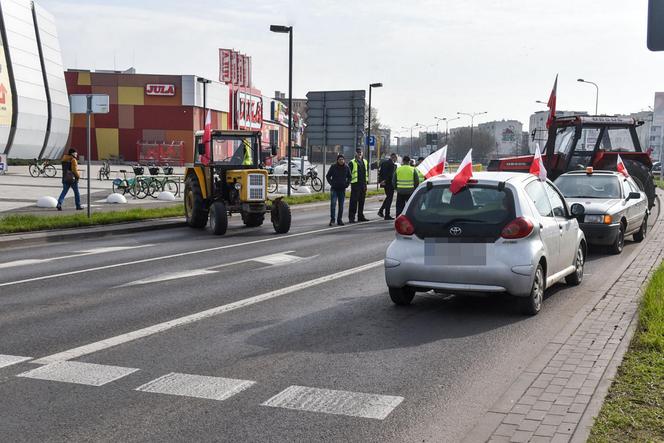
[136,141,185,166]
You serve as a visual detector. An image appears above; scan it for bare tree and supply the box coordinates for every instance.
[448,127,495,163]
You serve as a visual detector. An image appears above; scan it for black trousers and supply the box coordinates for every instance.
[348,183,367,221]
[396,191,413,216]
[379,185,394,216]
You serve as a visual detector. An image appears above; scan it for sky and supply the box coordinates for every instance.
[40,0,664,137]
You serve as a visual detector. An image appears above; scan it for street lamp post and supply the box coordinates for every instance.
[270,24,293,196]
[457,111,487,150]
[197,77,211,131]
[435,116,460,146]
[367,82,383,171]
[577,78,599,115]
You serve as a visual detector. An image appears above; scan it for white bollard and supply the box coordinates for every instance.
[37,196,58,208]
[158,191,176,201]
[106,193,127,204]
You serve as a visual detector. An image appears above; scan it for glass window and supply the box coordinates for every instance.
[599,128,636,152]
[554,174,622,199]
[525,181,553,217]
[545,183,567,217]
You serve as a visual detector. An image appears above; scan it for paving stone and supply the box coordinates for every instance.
[517,419,540,432]
[503,413,525,426]
[548,404,569,415]
[510,404,531,415]
[541,414,565,426]
[557,422,576,435]
[532,401,553,411]
[493,423,518,437]
[529,436,552,443]
[553,396,574,406]
[550,433,571,443]
[525,409,547,421]
[559,388,578,397]
[510,430,533,443]
[534,424,558,437]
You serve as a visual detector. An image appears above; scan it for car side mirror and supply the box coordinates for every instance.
[570,203,585,218]
[627,192,641,201]
[197,143,205,155]
[271,145,278,156]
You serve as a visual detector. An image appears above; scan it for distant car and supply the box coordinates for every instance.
[272,157,313,176]
[384,172,587,315]
[554,169,649,254]
[653,161,661,173]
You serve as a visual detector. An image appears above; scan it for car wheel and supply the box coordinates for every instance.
[633,214,648,242]
[388,287,415,305]
[518,265,544,315]
[609,225,625,255]
[565,244,585,286]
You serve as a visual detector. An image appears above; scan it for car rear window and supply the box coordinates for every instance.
[406,184,515,240]
[554,175,621,199]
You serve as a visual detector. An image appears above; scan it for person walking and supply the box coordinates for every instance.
[57,148,82,211]
[393,155,420,216]
[325,154,351,226]
[348,147,369,223]
[378,152,397,220]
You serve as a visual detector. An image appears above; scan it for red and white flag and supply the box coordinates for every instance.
[546,74,558,129]
[529,143,547,181]
[450,149,473,194]
[617,154,629,177]
[417,145,448,179]
[200,110,212,165]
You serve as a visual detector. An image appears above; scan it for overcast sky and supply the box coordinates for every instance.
[40,0,664,135]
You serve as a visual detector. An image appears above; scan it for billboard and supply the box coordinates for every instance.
[0,33,12,128]
[219,48,252,87]
[306,90,366,148]
[219,49,231,83]
[236,91,262,130]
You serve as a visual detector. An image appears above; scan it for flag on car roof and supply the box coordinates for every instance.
[200,110,212,165]
[450,149,473,194]
[529,143,547,182]
[546,74,558,129]
[417,145,448,179]
[617,154,629,177]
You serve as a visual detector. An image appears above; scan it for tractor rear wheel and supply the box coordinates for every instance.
[243,212,264,227]
[271,199,291,234]
[184,174,208,229]
[624,159,656,210]
[209,201,228,235]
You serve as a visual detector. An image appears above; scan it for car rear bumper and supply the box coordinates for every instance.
[579,223,620,245]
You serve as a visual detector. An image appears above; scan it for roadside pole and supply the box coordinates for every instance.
[86,95,92,218]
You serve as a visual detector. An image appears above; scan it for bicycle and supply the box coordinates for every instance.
[98,160,111,181]
[268,171,300,193]
[29,158,57,178]
[293,167,323,192]
[112,169,148,198]
[143,165,180,198]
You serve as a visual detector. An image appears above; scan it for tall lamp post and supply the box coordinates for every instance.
[367,82,383,169]
[457,111,487,150]
[434,116,460,146]
[270,24,293,196]
[577,78,599,115]
[197,77,211,131]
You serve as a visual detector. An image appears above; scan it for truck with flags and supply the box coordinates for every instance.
[488,115,657,210]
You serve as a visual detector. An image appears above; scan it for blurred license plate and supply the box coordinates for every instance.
[424,239,487,266]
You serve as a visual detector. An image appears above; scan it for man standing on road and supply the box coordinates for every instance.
[393,155,419,216]
[348,148,369,223]
[326,154,351,226]
[57,148,82,211]
[378,153,397,220]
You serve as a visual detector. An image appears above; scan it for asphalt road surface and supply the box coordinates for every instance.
[0,202,650,442]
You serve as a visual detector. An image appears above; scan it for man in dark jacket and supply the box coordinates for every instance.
[325,154,351,226]
[57,148,82,211]
[377,153,397,220]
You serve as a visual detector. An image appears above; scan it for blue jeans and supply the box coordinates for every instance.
[330,188,345,222]
[58,180,81,208]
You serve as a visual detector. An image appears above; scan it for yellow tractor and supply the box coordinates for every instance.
[184,130,291,235]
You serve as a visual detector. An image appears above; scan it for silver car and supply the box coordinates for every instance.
[384,172,587,315]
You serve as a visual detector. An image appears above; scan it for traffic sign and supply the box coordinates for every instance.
[367,135,376,147]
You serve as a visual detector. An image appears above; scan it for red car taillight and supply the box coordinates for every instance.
[501,217,534,239]
[395,215,415,236]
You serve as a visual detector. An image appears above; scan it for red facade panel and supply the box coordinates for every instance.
[94,104,119,128]
[133,105,194,130]
[119,129,143,161]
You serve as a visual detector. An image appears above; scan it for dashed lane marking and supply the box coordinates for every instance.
[0,354,32,369]
[17,361,139,386]
[135,372,255,401]
[118,269,218,288]
[262,385,404,420]
[33,260,384,365]
[0,245,153,270]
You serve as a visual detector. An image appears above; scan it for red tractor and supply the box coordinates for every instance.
[489,115,656,209]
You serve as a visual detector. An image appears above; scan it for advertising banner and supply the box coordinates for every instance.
[0,34,13,128]
[231,51,238,85]
[247,56,252,88]
[219,49,232,83]
[238,54,245,87]
[236,91,263,130]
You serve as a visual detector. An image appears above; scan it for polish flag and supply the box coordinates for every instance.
[529,143,547,182]
[546,74,558,129]
[617,154,629,177]
[417,145,448,179]
[200,110,212,165]
[450,149,473,194]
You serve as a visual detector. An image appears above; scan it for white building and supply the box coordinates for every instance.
[478,119,523,157]
[0,0,69,159]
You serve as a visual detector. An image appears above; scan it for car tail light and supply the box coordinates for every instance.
[501,217,534,239]
[395,215,415,236]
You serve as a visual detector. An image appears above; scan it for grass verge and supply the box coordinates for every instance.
[656,178,663,190]
[0,189,386,234]
[588,263,664,442]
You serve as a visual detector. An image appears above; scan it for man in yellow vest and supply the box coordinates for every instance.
[348,147,369,223]
[392,155,420,216]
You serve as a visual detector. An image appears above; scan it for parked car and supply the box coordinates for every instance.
[653,161,661,174]
[384,172,587,315]
[554,169,649,254]
[272,157,313,176]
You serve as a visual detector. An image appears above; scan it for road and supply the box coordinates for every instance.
[0,202,649,442]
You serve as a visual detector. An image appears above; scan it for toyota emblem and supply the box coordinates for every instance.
[449,226,462,236]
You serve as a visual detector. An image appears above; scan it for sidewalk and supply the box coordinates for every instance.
[465,196,664,442]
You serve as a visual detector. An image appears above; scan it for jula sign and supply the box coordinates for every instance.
[145,84,176,96]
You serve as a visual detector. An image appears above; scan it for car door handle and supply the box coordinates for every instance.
[559,224,563,229]
[539,223,544,229]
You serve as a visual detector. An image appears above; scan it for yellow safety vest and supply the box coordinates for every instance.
[416,167,425,182]
[350,158,369,184]
[242,139,253,166]
[396,165,416,190]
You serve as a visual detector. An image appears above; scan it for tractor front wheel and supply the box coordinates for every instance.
[271,199,291,234]
[209,201,228,235]
[624,159,656,210]
[184,174,208,229]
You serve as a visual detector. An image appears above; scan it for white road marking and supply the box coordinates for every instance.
[135,372,255,401]
[261,385,404,420]
[0,220,381,288]
[118,270,218,288]
[252,252,304,265]
[33,260,383,365]
[17,361,139,386]
[0,354,32,369]
[0,245,152,270]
